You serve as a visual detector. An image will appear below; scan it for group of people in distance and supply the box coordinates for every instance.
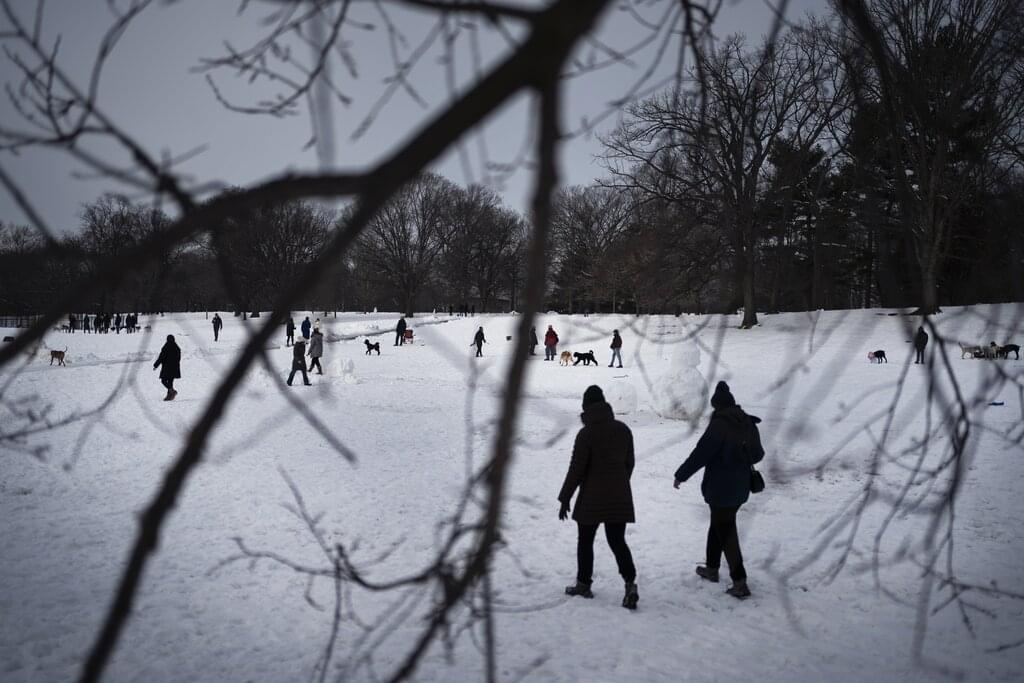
[65,312,140,334]
[528,324,624,368]
[559,381,764,609]
[285,316,324,386]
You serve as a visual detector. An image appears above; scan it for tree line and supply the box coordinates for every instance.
[3,3,1023,323]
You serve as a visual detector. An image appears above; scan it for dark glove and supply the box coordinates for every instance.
[558,502,570,521]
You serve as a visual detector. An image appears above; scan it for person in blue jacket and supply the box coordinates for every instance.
[674,381,764,599]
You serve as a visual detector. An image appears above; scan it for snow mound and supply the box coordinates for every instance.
[604,380,638,415]
[328,357,358,384]
[652,339,707,423]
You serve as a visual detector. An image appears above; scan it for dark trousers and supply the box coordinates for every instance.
[286,332,294,346]
[214,327,220,341]
[576,522,636,585]
[288,362,309,385]
[475,342,483,357]
[706,506,746,581]
[530,344,536,355]
[395,332,403,346]
[160,377,175,391]
[310,357,323,374]
[915,347,925,363]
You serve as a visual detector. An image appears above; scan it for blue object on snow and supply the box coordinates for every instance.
[989,401,1005,406]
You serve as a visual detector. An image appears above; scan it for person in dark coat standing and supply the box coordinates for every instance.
[395,317,407,346]
[472,327,486,357]
[529,327,539,355]
[914,325,928,364]
[558,385,639,609]
[674,381,764,599]
[609,330,623,368]
[301,316,312,340]
[544,325,559,361]
[286,317,295,346]
[212,313,223,342]
[288,338,311,386]
[308,329,324,375]
[153,334,182,401]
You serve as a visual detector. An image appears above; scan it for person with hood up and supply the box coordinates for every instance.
[473,327,487,357]
[558,385,639,610]
[308,329,324,375]
[673,381,764,599]
[914,325,928,364]
[301,316,312,340]
[153,334,182,401]
[288,337,312,386]
[544,325,559,361]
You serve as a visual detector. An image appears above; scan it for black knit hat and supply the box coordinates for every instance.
[710,381,736,409]
[582,384,605,409]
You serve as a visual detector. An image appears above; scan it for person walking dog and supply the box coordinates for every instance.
[609,330,623,368]
[673,381,764,599]
[558,385,639,610]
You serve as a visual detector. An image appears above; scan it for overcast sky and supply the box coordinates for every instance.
[0,0,827,234]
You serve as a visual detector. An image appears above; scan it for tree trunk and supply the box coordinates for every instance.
[740,247,758,328]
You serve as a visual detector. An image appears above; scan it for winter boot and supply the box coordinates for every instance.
[163,389,173,401]
[622,582,639,610]
[726,580,751,599]
[169,389,178,400]
[696,565,719,583]
[565,580,593,599]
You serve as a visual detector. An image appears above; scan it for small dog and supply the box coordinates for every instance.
[573,350,597,366]
[50,347,67,366]
[959,342,984,359]
[997,343,1020,360]
[364,339,380,355]
[867,349,887,363]
[559,350,572,366]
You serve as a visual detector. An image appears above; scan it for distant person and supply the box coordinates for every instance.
[529,326,538,356]
[308,329,324,375]
[68,313,76,333]
[914,325,928,364]
[544,325,559,361]
[288,338,312,386]
[301,316,312,340]
[448,304,454,317]
[396,317,407,346]
[558,385,638,610]
[286,317,295,346]
[314,317,321,334]
[673,381,764,600]
[83,314,91,334]
[473,327,486,357]
[609,330,623,368]
[212,313,223,342]
[153,334,181,401]
[114,312,122,334]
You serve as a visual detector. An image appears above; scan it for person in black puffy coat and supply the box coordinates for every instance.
[674,381,764,599]
[153,334,182,401]
[558,385,639,609]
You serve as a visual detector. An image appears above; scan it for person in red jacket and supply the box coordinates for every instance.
[544,325,559,361]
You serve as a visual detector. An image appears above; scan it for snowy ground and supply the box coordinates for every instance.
[2,306,1023,682]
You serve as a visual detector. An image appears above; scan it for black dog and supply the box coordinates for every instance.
[997,343,1020,360]
[364,339,380,355]
[868,349,887,363]
[572,350,597,366]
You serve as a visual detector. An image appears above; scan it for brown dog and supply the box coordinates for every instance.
[50,347,67,366]
[559,350,572,366]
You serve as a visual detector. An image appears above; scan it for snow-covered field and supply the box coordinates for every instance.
[2,306,1023,682]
